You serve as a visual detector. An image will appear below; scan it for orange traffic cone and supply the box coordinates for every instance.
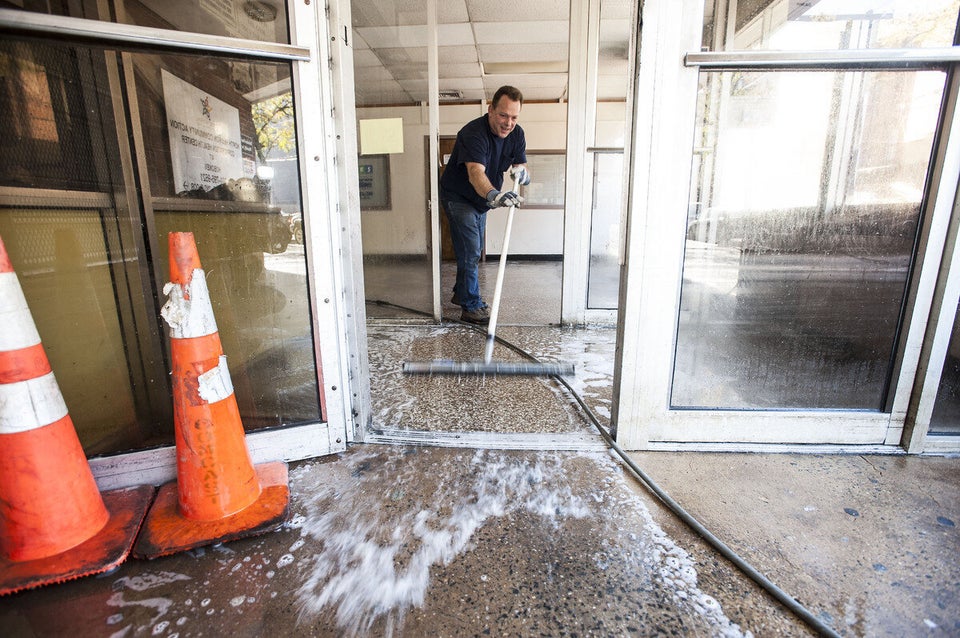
[133,232,289,559]
[0,235,153,595]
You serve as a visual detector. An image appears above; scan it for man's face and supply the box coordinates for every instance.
[487,97,521,138]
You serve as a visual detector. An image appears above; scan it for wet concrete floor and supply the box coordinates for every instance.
[1,443,957,637]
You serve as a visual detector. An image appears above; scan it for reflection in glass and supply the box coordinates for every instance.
[930,304,960,434]
[0,36,322,456]
[0,39,156,455]
[673,69,943,409]
[351,0,433,319]
[9,0,290,44]
[588,152,622,309]
[702,0,959,51]
[133,51,321,430]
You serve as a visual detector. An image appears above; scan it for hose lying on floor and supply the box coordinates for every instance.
[370,300,842,638]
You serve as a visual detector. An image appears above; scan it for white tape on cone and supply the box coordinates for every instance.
[0,371,69,434]
[160,268,219,339]
[197,355,234,404]
[0,272,42,352]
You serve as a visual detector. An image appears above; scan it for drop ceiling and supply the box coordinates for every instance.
[350,0,635,106]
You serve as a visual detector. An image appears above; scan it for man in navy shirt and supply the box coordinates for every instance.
[440,85,530,325]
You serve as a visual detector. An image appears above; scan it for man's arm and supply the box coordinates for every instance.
[465,162,496,199]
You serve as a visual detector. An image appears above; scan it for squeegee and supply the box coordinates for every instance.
[403,174,575,377]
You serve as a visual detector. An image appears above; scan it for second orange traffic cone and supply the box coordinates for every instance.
[133,232,289,559]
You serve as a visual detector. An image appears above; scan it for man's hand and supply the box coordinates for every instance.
[486,189,523,208]
[509,165,531,186]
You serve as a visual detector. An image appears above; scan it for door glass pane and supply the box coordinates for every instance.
[0,36,321,457]
[118,0,289,43]
[930,302,960,434]
[133,51,322,430]
[674,68,944,409]
[351,0,433,319]
[0,39,161,455]
[702,0,960,52]
[588,152,622,309]
[588,0,632,311]
[10,0,290,44]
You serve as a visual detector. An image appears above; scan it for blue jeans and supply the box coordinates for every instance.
[444,199,486,312]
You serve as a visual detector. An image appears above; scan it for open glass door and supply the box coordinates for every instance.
[350,0,435,321]
[615,0,960,448]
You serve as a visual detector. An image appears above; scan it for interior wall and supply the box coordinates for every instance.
[357,101,626,256]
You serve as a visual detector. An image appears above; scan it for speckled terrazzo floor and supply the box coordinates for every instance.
[366,323,614,439]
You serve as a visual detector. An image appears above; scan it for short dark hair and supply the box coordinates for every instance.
[491,86,523,109]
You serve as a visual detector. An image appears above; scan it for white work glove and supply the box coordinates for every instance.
[509,165,531,186]
[486,189,523,208]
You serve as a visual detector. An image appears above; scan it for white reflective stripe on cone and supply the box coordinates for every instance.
[0,371,69,434]
[160,268,219,339]
[0,272,42,352]
[197,355,235,404]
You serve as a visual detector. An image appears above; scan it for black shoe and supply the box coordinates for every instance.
[461,307,490,325]
[452,292,487,309]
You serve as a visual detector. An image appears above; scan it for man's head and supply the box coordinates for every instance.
[487,85,523,139]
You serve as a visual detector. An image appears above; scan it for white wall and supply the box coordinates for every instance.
[357,101,626,256]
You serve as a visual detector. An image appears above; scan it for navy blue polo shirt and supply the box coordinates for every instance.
[440,114,527,211]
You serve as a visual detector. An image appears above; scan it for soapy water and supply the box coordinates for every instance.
[292,447,591,635]
[291,447,752,638]
[366,324,614,434]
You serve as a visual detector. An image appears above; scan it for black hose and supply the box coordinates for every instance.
[368,300,842,637]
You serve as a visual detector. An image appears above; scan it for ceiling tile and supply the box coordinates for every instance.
[437,45,479,64]
[352,48,382,67]
[354,65,399,83]
[438,63,483,78]
[350,0,427,27]
[440,77,484,90]
[354,25,429,48]
[472,21,568,45]
[437,23,475,46]
[389,65,427,81]
[398,78,429,95]
[376,46,426,65]
[465,0,568,22]
[477,42,567,64]
[439,0,469,23]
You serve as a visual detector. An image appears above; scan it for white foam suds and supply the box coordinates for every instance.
[293,448,592,635]
[113,571,192,592]
[291,448,751,637]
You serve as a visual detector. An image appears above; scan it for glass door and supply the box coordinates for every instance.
[350,0,435,321]
[0,2,328,459]
[615,0,960,448]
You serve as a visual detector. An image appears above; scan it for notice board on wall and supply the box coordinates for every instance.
[358,154,390,210]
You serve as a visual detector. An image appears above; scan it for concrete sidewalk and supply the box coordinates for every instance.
[1,443,957,637]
